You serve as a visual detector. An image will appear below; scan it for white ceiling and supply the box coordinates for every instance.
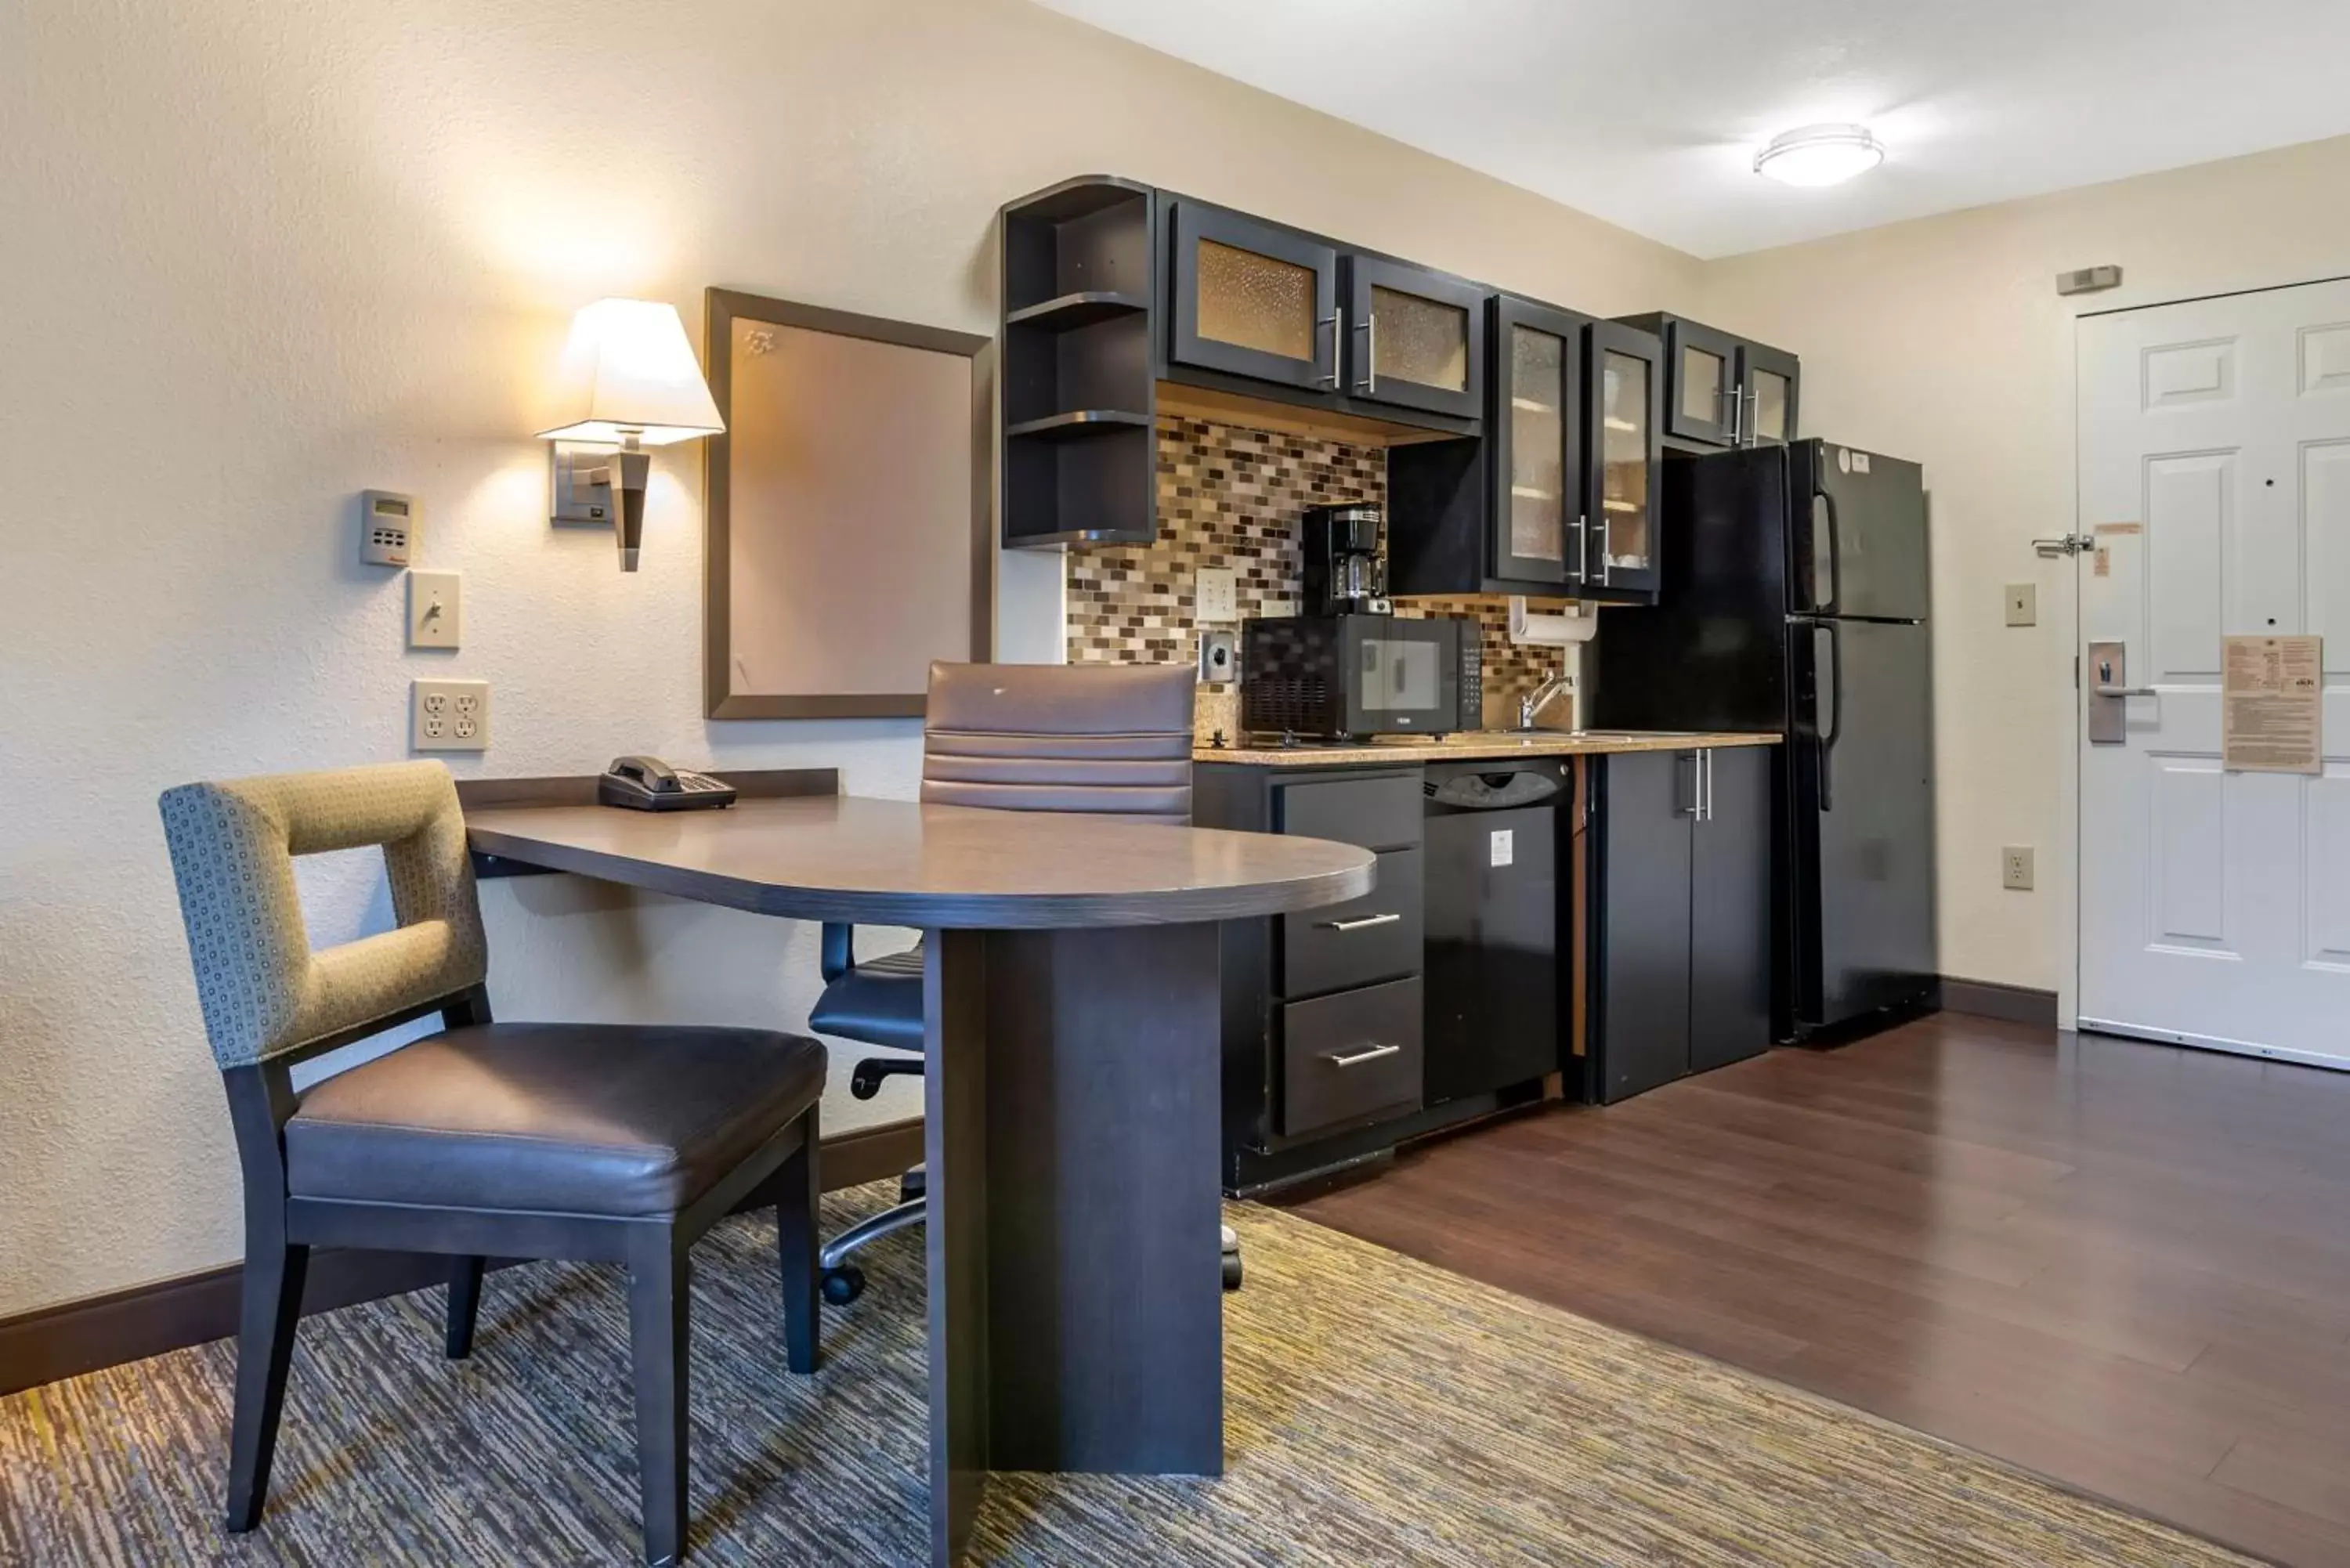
[1034,0,2350,258]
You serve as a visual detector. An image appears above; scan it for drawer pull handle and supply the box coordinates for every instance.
[1321,912,1401,932]
[1324,1042,1403,1068]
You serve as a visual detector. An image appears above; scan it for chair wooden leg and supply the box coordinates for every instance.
[775,1111,821,1374]
[626,1227,690,1568]
[224,1241,310,1533]
[446,1255,486,1360]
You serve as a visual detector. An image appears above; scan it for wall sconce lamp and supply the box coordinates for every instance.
[538,298,725,571]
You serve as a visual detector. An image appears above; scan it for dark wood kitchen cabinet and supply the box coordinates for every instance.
[1343,254,1486,421]
[1167,198,1341,393]
[1614,312,1799,453]
[1388,305,1662,602]
[1159,191,1486,434]
[1589,746,1770,1102]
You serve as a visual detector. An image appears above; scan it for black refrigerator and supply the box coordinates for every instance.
[1592,439,1936,1042]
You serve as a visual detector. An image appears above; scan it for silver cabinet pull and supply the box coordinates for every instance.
[1324,1042,1402,1068]
[1598,514,1612,586]
[1701,748,1713,822]
[1318,308,1343,386]
[1354,313,1377,394]
[1321,911,1401,932]
[1574,511,1589,583]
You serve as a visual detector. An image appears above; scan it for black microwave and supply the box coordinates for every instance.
[1239,614,1481,741]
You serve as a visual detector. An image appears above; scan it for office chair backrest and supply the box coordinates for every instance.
[920,661,1195,824]
[158,761,488,1068]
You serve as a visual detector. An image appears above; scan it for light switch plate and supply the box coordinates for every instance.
[1195,567,1237,623]
[2004,583,2037,627]
[407,570,462,649]
[412,678,490,751]
[2001,845,2034,891]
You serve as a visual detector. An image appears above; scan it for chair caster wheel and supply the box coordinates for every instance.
[1222,1253,1242,1291]
[821,1265,866,1306]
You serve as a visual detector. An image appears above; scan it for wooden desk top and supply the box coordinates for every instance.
[465,793,1375,930]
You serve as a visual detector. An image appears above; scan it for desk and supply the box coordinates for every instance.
[462,781,1372,1564]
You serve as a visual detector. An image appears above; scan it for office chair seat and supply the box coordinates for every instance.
[286,1022,827,1217]
[807,941,926,1054]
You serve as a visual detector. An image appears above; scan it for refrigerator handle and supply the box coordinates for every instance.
[1815,622,1842,813]
[1816,486,1844,616]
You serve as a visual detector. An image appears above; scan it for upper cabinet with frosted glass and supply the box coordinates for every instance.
[1615,313,1800,453]
[1162,196,1488,432]
[1387,302,1663,604]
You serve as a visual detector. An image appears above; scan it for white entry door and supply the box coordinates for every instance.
[2077,278,2350,1067]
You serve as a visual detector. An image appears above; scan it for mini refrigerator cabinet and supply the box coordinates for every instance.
[1592,438,1937,1041]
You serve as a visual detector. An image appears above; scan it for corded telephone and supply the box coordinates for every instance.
[598,755,739,812]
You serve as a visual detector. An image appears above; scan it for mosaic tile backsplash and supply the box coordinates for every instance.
[1066,415,1574,739]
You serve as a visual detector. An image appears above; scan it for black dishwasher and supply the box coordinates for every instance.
[1422,759,1564,1107]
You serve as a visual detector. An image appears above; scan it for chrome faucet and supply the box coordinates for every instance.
[1517,671,1577,732]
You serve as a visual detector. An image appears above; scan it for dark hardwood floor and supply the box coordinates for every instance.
[1282,1013,2350,1567]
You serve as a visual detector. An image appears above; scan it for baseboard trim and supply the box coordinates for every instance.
[1937,975,2060,1030]
[0,1117,924,1399]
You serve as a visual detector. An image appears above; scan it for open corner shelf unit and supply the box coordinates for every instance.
[1000,176,1157,547]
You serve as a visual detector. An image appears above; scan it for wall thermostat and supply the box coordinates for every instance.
[360,490,418,567]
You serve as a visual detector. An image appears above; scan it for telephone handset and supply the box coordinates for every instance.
[598,755,738,812]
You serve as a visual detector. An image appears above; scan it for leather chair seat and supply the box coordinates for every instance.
[808,942,927,1053]
[284,1023,827,1218]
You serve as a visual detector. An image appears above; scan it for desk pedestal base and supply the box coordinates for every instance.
[924,923,1224,1566]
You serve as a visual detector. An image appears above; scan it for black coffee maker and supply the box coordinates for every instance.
[1302,502,1390,616]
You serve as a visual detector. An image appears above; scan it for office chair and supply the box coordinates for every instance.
[159,761,826,1568]
[808,659,1241,1302]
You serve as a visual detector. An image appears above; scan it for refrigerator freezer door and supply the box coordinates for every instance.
[1789,440,1930,622]
[1785,618,1937,1034]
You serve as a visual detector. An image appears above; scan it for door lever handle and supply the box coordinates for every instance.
[2094,684,2156,699]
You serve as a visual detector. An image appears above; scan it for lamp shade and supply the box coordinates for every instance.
[537,298,725,446]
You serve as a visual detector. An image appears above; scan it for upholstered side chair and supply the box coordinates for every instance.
[160,760,826,1567]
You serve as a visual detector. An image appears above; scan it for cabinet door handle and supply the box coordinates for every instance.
[1321,911,1401,932]
[1354,313,1377,395]
[1598,514,1612,587]
[1701,748,1713,822]
[1324,1042,1403,1068]
[1571,511,1589,583]
[1318,308,1343,387]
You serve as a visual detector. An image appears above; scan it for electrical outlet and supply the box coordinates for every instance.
[2001,845,2034,891]
[1198,628,1236,684]
[412,679,490,752]
[2004,583,2037,627]
[1195,567,1237,623]
[407,570,462,649]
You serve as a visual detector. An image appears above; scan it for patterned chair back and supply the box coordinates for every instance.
[158,761,487,1068]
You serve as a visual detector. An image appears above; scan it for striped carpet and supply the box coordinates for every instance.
[0,1183,2253,1566]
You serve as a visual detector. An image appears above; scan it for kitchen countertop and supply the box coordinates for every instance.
[1194,730,1784,767]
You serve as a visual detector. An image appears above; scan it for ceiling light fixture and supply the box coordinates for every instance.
[1754,124,1885,187]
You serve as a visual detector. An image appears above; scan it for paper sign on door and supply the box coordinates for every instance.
[1490,829,1514,868]
[2221,635,2323,774]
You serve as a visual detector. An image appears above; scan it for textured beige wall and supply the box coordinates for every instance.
[1696,134,2350,994]
[0,0,1697,1316]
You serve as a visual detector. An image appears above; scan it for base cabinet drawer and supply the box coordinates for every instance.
[1277,773,1423,851]
[1280,977,1424,1139]
[1282,847,1423,997]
